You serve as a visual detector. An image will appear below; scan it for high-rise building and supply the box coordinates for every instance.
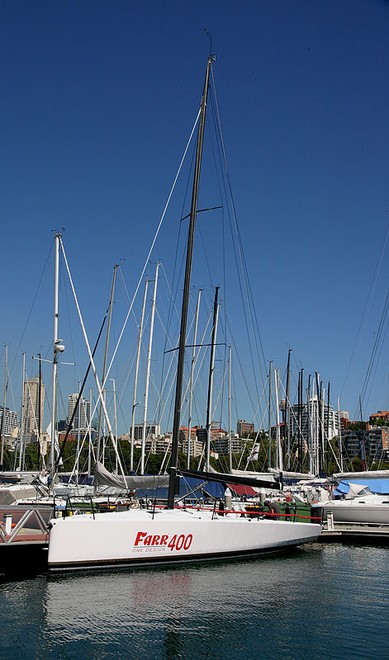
[288,396,339,441]
[212,434,244,456]
[67,393,91,430]
[342,426,389,462]
[0,407,19,437]
[237,420,254,436]
[180,427,206,458]
[23,378,45,443]
[129,422,160,441]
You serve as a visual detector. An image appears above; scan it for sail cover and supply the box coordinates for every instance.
[94,462,170,490]
[179,468,282,490]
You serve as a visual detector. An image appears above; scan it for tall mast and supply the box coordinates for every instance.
[17,353,26,471]
[88,387,93,476]
[307,373,314,474]
[187,288,202,469]
[167,55,214,508]
[285,349,291,470]
[205,286,220,472]
[0,344,8,469]
[111,378,118,473]
[315,372,322,475]
[141,261,160,474]
[50,233,64,481]
[268,360,272,469]
[337,397,344,472]
[228,345,232,472]
[37,352,42,471]
[326,381,331,474]
[274,367,283,472]
[130,278,148,472]
[97,264,118,463]
[297,368,303,472]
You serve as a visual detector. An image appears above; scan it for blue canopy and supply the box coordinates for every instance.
[335,478,389,496]
[135,475,226,501]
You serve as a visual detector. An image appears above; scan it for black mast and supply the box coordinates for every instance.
[285,349,291,470]
[297,368,303,471]
[205,286,220,471]
[167,56,214,509]
[37,353,42,471]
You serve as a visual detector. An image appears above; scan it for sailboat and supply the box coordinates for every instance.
[47,55,321,572]
[312,482,389,525]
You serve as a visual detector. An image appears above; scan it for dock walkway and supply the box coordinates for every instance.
[0,505,50,577]
[319,521,389,545]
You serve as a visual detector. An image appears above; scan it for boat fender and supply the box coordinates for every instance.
[225,487,232,510]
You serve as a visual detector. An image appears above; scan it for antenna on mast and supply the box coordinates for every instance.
[204,28,213,54]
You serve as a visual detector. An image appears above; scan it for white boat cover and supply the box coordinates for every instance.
[94,462,170,490]
[0,484,38,505]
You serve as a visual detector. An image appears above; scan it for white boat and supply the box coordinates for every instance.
[47,55,321,572]
[48,505,320,571]
[314,483,389,525]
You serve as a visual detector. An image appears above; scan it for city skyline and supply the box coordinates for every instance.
[3,377,388,441]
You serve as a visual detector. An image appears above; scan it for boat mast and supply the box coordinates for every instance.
[167,55,214,509]
[297,368,303,471]
[37,352,42,471]
[88,387,93,476]
[130,278,148,472]
[267,360,272,469]
[187,288,202,469]
[97,264,118,463]
[0,344,8,469]
[205,286,220,471]
[75,381,81,480]
[228,345,232,472]
[326,381,331,474]
[274,367,283,472]
[17,352,26,471]
[111,378,118,473]
[307,373,314,474]
[50,233,64,482]
[141,261,160,474]
[285,348,291,470]
[315,372,323,475]
[337,397,344,472]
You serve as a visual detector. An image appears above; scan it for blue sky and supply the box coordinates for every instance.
[1,0,389,433]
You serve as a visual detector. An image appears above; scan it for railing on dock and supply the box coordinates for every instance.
[0,506,50,545]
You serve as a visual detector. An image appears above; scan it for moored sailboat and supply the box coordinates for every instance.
[312,482,389,525]
[47,55,321,572]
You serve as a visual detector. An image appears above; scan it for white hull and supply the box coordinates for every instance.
[48,508,321,571]
[319,497,389,525]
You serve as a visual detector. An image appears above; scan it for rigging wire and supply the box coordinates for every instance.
[358,284,389,417]
[100,109,202,412]
[9,236,54,378]
[209,67,268,401]
[342,221,389,409]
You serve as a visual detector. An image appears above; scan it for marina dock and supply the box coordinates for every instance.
[0,506,50,577]
[319,521,389,545]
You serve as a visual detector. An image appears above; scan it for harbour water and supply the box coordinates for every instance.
[0,543,386,659]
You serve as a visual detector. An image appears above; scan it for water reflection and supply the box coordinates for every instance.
[42,550,318,656]
[0,545,388,658]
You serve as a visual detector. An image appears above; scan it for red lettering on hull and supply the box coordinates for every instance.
[133,531,193,552]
